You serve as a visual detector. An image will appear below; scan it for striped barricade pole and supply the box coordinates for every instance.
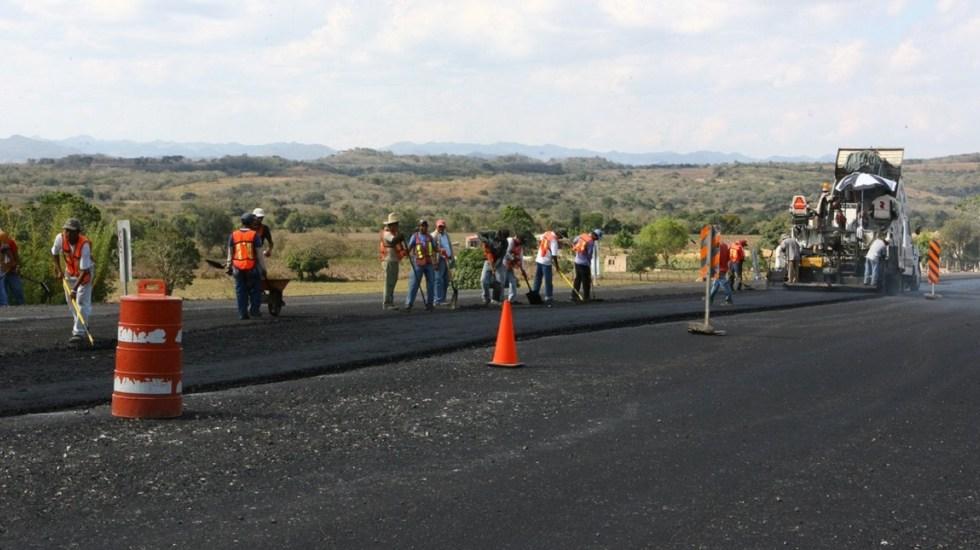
[925,239,941,300]
[689,225,725,335]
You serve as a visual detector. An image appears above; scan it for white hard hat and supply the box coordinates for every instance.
[252,208,265,218]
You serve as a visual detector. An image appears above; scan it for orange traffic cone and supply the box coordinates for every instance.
[488,300,523,368]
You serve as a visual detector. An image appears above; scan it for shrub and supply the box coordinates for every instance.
[453,247,486,289]
[134,220,202,294]
[285,245,330,280]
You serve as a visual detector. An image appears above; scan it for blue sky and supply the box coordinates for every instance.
[0,0,977,157]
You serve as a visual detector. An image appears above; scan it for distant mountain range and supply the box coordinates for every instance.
[0,134,839,165]
[0,135,335,163]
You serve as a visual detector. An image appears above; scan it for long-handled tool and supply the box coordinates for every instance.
[519,265,542,305]
[409,261,428,308]
[17,273,53,302]
[62,278,95,347]
[447,264,459,309]
[554,261,584,302]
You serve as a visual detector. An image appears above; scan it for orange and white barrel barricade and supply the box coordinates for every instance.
[925,239,941,299]
[112,279,183,418]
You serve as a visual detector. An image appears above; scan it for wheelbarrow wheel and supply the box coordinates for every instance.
[268,289,283,316]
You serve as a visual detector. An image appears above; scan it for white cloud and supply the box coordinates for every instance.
[888,40,924,71]
[599,0,748,34]
[826,41,865,83]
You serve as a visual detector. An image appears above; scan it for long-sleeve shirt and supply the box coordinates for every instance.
[434,230,453,261]
[780,238,800,261]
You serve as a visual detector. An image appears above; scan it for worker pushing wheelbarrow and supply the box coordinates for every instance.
[205,258,290,317]
[210,212,291,318]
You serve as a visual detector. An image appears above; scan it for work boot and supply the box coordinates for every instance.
[68,335,83,344]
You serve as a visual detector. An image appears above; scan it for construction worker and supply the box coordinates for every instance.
[709,239,734,305]
[502,234,523,303]
[779,233,801,283]
[1,230,25,306]
[532,227,560,305]
[405,219,436,311]
[251,208,274,275]
[227,213,263,320]
[432,219,454,306]
[379,213,406,310]
[728,239,747,291]
[571,228,602,301]
[50,218,94,343]
[864,234,887,286]
[479,229,508,305]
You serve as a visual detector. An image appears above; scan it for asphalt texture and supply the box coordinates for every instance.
[1,278,978,548]
[0,280,880,416]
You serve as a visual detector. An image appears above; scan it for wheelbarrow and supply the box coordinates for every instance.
[261,278,289,316]
[205,259,289,316]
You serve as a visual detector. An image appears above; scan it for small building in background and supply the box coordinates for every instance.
[604,254,628,273]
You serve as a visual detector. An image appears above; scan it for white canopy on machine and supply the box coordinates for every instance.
[835,172,898,193]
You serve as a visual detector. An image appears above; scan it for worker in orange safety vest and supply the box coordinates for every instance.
[405,219,436,311]
[50,218,94,343]
[226,213,264,320]
[380,212,407,310]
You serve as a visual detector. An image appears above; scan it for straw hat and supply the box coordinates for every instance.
[384,213,399,225]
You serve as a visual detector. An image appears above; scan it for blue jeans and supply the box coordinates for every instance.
[0,273,7,306]
[4,273,24,305]
[864,257,880,285]
[234,268,262,318]
[406,262,435,307]
[434,259,449,304]
[532,263,553,301]
[710,276,733,303]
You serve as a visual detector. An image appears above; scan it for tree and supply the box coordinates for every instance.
[613,231,635,250]
[940,217,979,270]
[285,245,330,280]
[637,217,689,267]
[134,221,202,295]
[185,205,233,254]
[453,247,486,289]
[496,205,537,245]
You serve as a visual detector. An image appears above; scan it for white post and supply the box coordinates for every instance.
[116,220,132,296]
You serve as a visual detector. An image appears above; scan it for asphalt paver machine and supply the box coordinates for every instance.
[780,147,920,293]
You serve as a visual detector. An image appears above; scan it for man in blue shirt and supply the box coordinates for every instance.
[405,219,436,311]
[432,219,454,305]
[571,229,602,301]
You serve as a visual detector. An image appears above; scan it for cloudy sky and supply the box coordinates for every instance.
[0,0,976,157]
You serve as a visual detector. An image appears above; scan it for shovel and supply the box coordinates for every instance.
[18,274,53,303]
[519,265,542,305]
[448,265,459,309]
[554,262,584,302]
[62,278,95,347]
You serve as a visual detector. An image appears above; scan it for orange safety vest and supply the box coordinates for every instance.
[482,242,495,263]
[507,239,523,270]
[62,233,92,283]
[378,230,407,261]
[413,232,434,265]
[232,228,257,271]
[571,233,593,255]
[729,243,744,263]
[538,231,557,257]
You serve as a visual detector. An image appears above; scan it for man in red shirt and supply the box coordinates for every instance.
[0,230,25,306]
[710,240,734,305]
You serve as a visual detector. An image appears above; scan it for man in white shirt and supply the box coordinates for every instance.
[779,234,801,283]
[864,236,888,286]
[532,228,561,305]
[51,218,94,344]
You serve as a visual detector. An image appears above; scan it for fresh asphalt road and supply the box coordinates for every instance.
[0,278,977,548]
[0,281,882,415]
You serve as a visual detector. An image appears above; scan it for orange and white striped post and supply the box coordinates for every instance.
[925,239,941,299]
[690,225,725,335]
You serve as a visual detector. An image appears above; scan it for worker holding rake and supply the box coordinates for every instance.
[51,218,95,345]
